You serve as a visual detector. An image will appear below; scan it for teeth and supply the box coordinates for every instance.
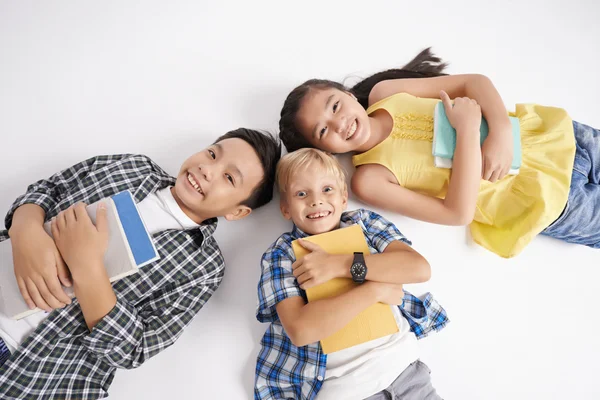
[187,173,203,194]
[307,211,330,219]
[346,120,357,140]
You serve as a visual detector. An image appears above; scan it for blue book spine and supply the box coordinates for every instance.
[111,191,157,266]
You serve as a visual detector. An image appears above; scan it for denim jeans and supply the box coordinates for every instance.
[542,121,600,247]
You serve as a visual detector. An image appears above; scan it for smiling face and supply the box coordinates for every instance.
[172,138,265,223]
[280,163,348,235]
[294,87,372,154]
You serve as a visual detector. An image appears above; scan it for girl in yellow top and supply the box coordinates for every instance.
[277,49,595,258]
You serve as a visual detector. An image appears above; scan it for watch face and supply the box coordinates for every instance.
[351,263,366,278]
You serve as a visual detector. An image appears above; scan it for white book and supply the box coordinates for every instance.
[0,191,159,320]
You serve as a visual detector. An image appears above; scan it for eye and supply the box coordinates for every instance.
[296,191,307,198]
[225,173,234,185]
[319,127,327,138]
[208,149,216,159]
[332,101,339,113]
[323,186,333,193]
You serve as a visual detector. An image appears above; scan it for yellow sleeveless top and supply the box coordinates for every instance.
[352,93,576,258]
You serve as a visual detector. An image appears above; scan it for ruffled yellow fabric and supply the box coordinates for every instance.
[353,93,575,258]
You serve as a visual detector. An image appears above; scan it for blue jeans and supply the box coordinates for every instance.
[542,121,600,247]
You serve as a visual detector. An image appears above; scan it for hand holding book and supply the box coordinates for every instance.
[291,225,400,353]
[439,90,482,137]
[9,204,72,311]
[51,202,109,281]
[1,191,159,320]
[292,239,350,290]
[481,121,514,182]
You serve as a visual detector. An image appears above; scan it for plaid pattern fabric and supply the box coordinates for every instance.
[254,209,449,400]
[0,154,225,399]
[0,337,9,367]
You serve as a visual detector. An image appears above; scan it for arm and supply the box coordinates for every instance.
[369,74,509,129]
[276,282,382,347]
[334,241,430,284]
[354,93,482,226]
[51,203,116,330]
[80,273,221,369]
[73,266,117,330]
[293,240,430,288]
[5,155,132,231]
[370,74,513,181]
[6,155,133,310]
[352,165,478,226]
[52,203,224,369]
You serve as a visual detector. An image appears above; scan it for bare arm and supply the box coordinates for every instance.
[338,241,430,284]
[354,92,482,226]
[370,74,514,181]
[9,204,72,310]
[276,281,402,347]
[51,203,116,330]
[72,264,117,330]
[293,239,430,288]
[369,74,509,129]
[276,282,379,347]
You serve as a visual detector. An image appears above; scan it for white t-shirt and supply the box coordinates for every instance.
[317,305,420,400]
[0,187,198,353]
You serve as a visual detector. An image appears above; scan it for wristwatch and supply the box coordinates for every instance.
[350,252,368,283]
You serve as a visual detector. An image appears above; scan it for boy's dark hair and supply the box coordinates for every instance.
[279,47,449,152]
[214,128,281,210]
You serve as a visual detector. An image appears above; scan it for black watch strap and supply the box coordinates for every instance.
[351,252,367,283]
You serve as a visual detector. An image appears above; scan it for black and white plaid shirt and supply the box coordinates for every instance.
[0,154,224,399]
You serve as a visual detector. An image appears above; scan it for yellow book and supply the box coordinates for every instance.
[291,224,399,354]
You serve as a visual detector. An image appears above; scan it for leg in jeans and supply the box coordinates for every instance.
[542,121,600,247]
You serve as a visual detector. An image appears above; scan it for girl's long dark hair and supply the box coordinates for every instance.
[279,47,448,152]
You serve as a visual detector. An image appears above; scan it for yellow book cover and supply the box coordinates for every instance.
[291,224,399,354]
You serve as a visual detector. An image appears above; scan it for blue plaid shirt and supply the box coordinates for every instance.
[254,209,449,400]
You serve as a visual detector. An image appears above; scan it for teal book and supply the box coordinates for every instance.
[432,102,522,174]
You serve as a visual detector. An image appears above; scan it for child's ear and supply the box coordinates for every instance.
[347,91,357,101]
[342,188,349,210]
[280,196,292,220]
[224,205,252,221]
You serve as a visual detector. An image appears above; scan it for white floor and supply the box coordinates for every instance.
[1,1,599,399]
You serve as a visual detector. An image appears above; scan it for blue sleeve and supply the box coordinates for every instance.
[256,247,303,323]
[360,209,412,252]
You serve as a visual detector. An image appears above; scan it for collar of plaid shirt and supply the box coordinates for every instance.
[254,209,450,400]
[0,154,224,399]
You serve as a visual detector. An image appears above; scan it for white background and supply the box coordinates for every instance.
[1,1,599,399]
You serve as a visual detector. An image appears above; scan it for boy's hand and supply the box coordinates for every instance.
[10,224,72,311]
[292,239,349,290]
[51,203,109,281]
[373,281,405,306]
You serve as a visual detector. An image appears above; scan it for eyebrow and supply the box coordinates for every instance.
[312,94,335,139]
[214,142,244,185]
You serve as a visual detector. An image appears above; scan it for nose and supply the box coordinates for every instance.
[332,115,348,134]
[198,165,213,181]
[309,194,324,208]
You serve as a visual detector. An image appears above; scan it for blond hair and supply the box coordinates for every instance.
[276,148,347,193]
